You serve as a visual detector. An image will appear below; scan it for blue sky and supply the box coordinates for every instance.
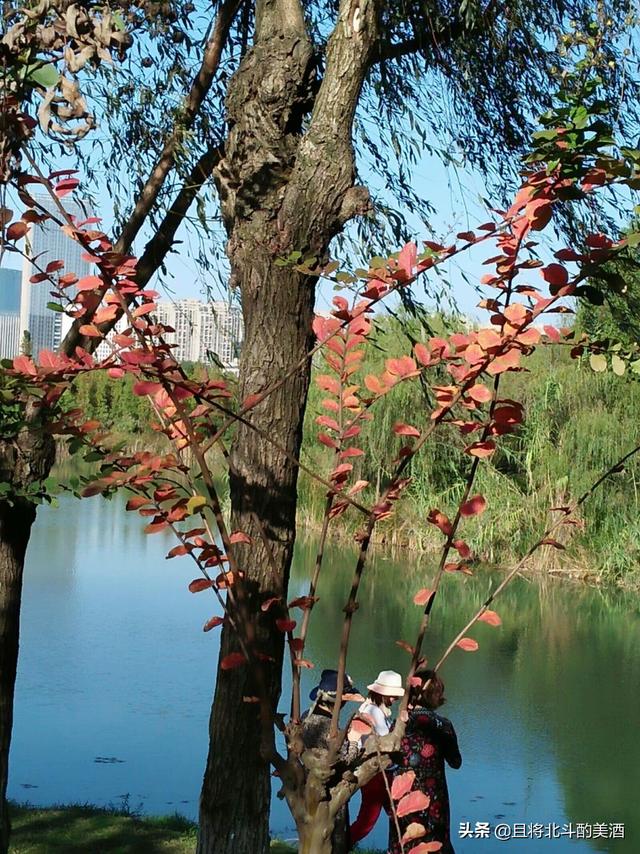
[3,139,567,327]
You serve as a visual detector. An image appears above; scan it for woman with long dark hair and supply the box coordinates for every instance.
[388,668,462,854]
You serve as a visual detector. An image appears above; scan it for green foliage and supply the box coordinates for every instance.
[61,372,153,436]
[300,313,640,581]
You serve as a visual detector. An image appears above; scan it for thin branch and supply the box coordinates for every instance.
[435,440,640,671]
[61,145,221,356]
[113,0,242,253]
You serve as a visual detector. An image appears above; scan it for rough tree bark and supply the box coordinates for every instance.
[197,2,379,852]
[0,403,55,854]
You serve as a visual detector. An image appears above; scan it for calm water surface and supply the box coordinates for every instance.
[9,495,640,851]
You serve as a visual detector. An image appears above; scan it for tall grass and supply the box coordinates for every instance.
[299,315,640,583]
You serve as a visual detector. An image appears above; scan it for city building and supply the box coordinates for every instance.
[19,194,92,359]
[0,267,21,359]
[155,299,243,370]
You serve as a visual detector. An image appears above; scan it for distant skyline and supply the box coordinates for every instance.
[156,298,243,370]
[0,268,21,360]
[18,194,92,359]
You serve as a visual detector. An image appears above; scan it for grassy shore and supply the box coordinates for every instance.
[7,804,381,853]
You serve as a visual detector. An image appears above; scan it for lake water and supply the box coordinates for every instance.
[9,495,640,852]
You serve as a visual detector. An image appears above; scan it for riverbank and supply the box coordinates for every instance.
[295,519,640,593]
[7,803,381,853]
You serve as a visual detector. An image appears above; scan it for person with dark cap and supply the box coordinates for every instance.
[301,669,363,853]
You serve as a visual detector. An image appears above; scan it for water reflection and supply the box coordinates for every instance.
[8,498,639,852]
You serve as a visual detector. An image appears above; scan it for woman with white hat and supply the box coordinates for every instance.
[349,670,405,847]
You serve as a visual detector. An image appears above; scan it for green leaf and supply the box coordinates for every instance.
[26,63,60,89]
[46,301,65,313]
[589,354,607,373]
[335,271,356,283]
[186,495,207,515]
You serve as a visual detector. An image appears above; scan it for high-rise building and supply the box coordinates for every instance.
[20,194,92,359]
[0,267,21,359]
[155,299,243,370]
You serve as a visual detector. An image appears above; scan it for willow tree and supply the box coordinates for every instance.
[1,1,638,854]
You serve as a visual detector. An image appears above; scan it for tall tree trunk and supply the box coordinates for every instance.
[198,255,315,854]
[0,401,55,854]
[0,500,36,854]
[197,2,379,849]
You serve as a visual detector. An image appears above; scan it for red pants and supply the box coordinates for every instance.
[349,772,391,845]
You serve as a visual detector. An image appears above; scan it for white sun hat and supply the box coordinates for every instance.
[367,670,405,697]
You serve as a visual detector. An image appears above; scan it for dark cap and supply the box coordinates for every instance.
[309,669,362,702]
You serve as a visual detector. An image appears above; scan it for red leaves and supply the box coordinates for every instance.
[397,790,431,818]
[477,328,501,351]
[486,348,521,376]
[452,539,471,559]
[13,355,37,376]
[391,770,416,801]
[409,843,443,853]
[203,616,224,632]
[54,177,79,197]
[76,276,103,292]
[316,415,340,431]
[393,422,420,438]
[414,343,431,366]
[524,199,553,231]
[7,221,28,240]
[386,356,418,378]
[275,619,297,633]
[395,640,416,655]
[397,241,418,280]
[229,531,252,545]
[465,441,496,458]
[220,652,247,671]
[427,509,453,536]
[541,538,565,550]
[413,588,434,606]
[456,637,479,652]
[467,383,492,403]
[318,432,339,449]
[188,579,214,593]
[316,374,340,394]
[144,519,169,534]
[133,381,162,397]
[364,374,386,395]
[478,610,502,627]
[166,544,190,559]
[541,263,569,291]
[78,324,102,338]
[126,496,149,511]
[330,463,353,483]
[460,495,487,517]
